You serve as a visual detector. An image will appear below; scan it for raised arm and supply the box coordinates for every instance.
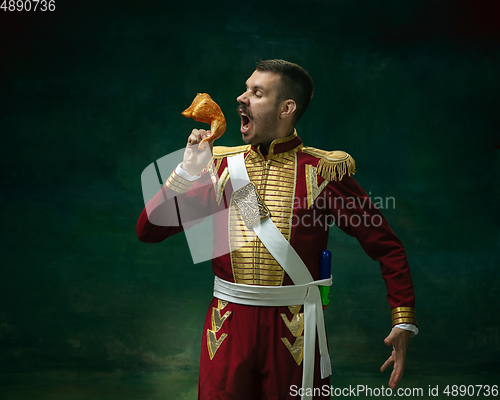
[136,129,214,242]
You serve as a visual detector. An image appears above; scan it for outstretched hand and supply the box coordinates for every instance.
[380,327,411,389]
[181,129,214,177]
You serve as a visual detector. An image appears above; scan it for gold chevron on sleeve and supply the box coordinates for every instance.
[281,337,304,365]
[207,330,228,360]
[305,164,329,209]
[280,313,304,338]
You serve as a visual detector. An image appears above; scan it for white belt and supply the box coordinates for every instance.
[213,276,332,400]
[214,275,332,307]
[226,153,333,400]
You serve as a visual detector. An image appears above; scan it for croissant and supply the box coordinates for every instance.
[182,93,226,150]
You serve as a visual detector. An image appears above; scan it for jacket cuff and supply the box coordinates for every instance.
[393,323,419,336]
[165,169,196,194]
[391,307,417,327]
[175,163,201,181]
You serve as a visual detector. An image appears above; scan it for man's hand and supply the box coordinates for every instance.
[380,327,412,390]
[181,129,213,177]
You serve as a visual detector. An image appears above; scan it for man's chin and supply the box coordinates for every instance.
[241,132,254,145]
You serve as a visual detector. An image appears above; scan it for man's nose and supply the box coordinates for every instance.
[237,91,248,105]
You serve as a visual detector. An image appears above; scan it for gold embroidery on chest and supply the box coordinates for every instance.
[229,151,297,286]
[206,300,231,360]
[305,164,329,209]
[232,182,271,228]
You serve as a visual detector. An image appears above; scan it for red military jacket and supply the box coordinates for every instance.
[137,131,417,328]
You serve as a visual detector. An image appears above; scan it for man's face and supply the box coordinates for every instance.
[237,70,282,147]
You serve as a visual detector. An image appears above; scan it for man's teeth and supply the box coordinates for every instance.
[240,110,250,129]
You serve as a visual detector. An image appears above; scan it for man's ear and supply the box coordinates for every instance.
[280,99,297,120]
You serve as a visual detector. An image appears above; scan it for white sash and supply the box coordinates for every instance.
[226,153,332,400]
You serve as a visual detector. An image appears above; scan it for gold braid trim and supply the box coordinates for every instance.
[202,145,251,172]
[165,170,196,194]
[391,307,417,327]
[202,159,215,173]
[302,147,356,181]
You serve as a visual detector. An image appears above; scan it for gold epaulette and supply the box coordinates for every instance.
[213,145,251,159]
[302,147,356,181]
[204,145,251,172]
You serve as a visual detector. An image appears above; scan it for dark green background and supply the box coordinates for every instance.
[1,0,499,398]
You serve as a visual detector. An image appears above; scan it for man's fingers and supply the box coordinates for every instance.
[380,355,394,372]
[389,360,404,389]
[187,130,197,145]
[381,328,411,390]
[187,129,210,145]
[384,330,396,346]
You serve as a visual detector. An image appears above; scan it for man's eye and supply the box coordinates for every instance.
[254,92,262,98]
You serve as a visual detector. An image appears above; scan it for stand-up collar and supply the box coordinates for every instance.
[251,130,303,159]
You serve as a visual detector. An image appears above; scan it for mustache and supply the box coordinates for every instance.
[237,105,252,119]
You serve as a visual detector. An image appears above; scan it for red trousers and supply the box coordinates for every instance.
[198,297,330,400]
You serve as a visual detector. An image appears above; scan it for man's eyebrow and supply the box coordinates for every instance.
[246,83,266,91]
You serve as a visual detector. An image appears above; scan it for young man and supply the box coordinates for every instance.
[137,59,417,400]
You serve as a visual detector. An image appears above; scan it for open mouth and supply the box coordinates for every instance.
[239,109,251,133]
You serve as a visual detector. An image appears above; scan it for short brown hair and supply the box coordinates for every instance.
[256,59,314,125]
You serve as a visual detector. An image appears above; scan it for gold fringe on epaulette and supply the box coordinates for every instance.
[316,154,356,181]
